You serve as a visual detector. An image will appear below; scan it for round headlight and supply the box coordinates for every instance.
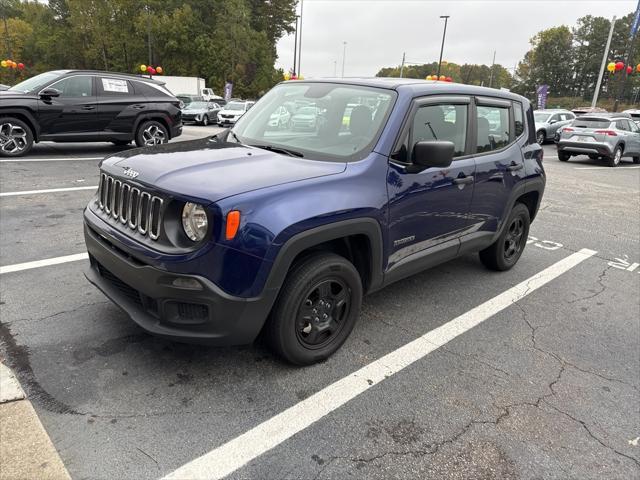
[182,202,208,241]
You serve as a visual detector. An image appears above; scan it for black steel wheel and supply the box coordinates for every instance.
[265,253,362,365]
[479,203,530,271]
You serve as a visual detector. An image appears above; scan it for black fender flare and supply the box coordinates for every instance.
[494,176,545,241]
[0,108,40,140]
[133,111,173,139]
[263,218,385,297]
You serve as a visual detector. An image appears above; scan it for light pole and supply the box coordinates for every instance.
[341,41,347,77]
[297,0,304,76]
[436,15,450,79]
[333,60,337,77]
[292,15,299,76]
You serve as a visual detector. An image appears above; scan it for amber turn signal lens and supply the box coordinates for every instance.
[226,210,241,240]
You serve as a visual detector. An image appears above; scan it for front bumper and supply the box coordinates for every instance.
[558,140,614,156]
[218,117,239,125]
[83,219,274,345]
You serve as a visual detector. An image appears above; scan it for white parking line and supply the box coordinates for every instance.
[0,253,88,275]
[0,157,103,163]
[162,248,597,480]
[0,186,97,197]
[574,166,640,170]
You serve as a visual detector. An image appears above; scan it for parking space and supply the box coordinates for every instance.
[1,141,638,479]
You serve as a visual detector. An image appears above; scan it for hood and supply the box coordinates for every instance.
[0,90,34,99]
[183,107,207,114]
[220,109,244,116]
[101,137,346,204]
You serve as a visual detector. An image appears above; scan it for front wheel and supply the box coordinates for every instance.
[558,151,570,162]
[135,120,168,147]
[536,130,546,145]
[633,156,640,164]
[202,115,209,126]
[0,117,34,157]
[479,203,530,271]
[265,253,363,365]
[607,145,622,167]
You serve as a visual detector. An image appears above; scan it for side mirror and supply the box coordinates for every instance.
[412,141,455,169]
[39,88,61,98]
[549,119,557,124]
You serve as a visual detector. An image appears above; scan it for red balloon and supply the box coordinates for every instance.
[445,76,452,82]
[146,66,153,73]
[626,66,633,74]
[17,63,24,70]
[149,67,156,75]
[615,61,624,71]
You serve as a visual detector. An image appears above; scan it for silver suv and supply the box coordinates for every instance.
[534,109,575,144]
[557,113,640,167]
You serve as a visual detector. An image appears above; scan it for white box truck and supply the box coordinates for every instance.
[152,76,219,101]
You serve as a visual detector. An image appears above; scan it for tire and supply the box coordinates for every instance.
[632,156,639,164]
[265,253,363,365]
[607,145,623,167]
[558,151,570,162]
[479,203,530,271]
[0,117,34,157]
[135,120,168,147]
[202,115,209,126]
[536,130,546,145]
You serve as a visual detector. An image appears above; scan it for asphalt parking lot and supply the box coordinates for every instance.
[1,131,638,479]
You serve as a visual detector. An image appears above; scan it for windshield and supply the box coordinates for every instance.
[9,71,62,93]
[225,102,246,111]
[231,82,396,161]
[571,118,611,129]
[534,113,551,123]
[187,101,207,109]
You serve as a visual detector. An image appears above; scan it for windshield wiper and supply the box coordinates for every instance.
[250,144,304,158]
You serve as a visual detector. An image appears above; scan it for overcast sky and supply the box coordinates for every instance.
[276,0,637,78]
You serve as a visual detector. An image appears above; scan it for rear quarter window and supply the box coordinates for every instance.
[133,81,174,98]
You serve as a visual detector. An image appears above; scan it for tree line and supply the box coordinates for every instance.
[0,0,296,98]
[376,12,639,109]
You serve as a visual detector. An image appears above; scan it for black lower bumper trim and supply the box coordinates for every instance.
[84,220,277,345]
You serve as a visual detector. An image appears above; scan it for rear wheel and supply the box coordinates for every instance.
[0,117,34,157]
[135,120,168,147]
[202,115,209,126]
[536,130,546,145]
[479,203,530,271]
[633,156,639,164]
[558,151,570,162]
[265,253,362,365]
[607,145,623,167]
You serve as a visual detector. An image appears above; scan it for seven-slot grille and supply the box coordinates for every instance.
[97,173,164,240]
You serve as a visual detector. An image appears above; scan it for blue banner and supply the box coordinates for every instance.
[631,0,640,38]
[536,85,549,109]
[224,82,233,101]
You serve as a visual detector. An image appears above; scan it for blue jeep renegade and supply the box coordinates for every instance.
[84,78,545,365]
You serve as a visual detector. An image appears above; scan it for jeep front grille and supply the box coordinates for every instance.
[97,173,164,240]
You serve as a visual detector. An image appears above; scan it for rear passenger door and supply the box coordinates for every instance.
[96,76,140,135]
[387,96,476,271]
[467,97,527,246]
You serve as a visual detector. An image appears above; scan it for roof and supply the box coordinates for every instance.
[534,108,572,113]
[56,69,164,85]
[289,77,527,102]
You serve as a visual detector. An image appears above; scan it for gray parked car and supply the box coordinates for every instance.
[534,109,576,144]
[181,101,222,126]
[557,113,640,167]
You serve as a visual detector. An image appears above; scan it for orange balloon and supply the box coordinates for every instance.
[155,66,163,74]
[439,75,446,81]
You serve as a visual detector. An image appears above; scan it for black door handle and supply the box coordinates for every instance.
[507,163,523,171]
[452,175,474,185]
[132,104,146,110]
[81,105,96,110]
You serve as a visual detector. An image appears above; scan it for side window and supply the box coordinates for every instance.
[615,120,628,131]
[549,114,560,123]
[476,105,510,153]
[98,77,132,96]
[411,104,468,158]
[629,120,639,133]
[513,101,524,137]
[51,76,93,98]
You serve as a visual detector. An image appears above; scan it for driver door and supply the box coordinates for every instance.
[38,75,97,136]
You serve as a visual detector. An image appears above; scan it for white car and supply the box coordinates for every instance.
[217,101,255,126]
[268,106,291,129]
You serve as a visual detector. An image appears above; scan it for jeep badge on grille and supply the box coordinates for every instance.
[122,167,139,178]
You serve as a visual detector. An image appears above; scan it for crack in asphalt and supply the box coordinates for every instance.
[10,300,110,324]
[567,264,611,304]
